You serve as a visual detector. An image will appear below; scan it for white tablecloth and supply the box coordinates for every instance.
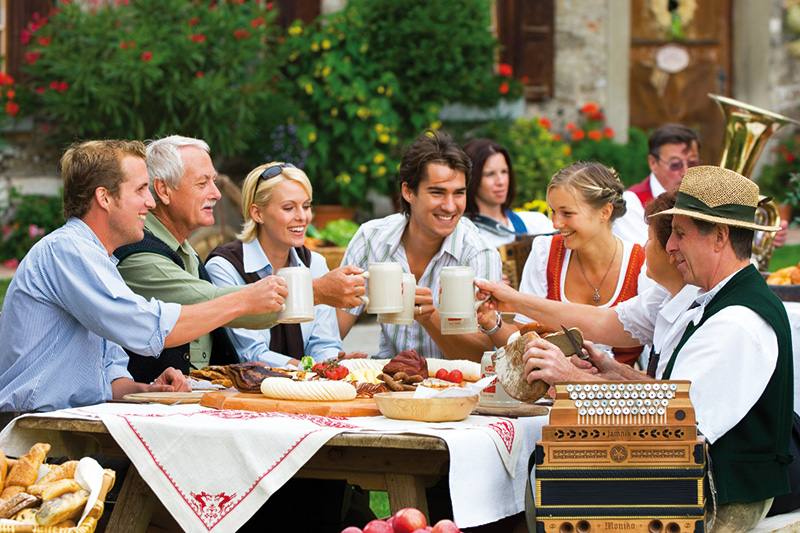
[783,302,800,414]
[0,404,547,532]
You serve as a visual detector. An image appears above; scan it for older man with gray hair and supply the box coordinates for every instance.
[115,135,365,382]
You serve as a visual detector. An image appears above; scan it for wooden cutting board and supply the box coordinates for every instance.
[122,392,209,404]
[200,389,382,417]
[472,403,549,418]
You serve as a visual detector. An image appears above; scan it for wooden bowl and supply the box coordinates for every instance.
[373,391,479,422]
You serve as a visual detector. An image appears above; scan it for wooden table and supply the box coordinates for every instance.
[15,416,451,533]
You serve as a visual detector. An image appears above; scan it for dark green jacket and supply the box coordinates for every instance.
[666,265,793,504]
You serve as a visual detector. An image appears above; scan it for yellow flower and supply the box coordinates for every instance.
[385,87,393,97]
[377,85,385,94]
[322,65,332,77]
[288,26,303,36]
[373,153,385,164]
[330,107,339,117]
[430,120,442,130]
[322,39,331,50]
[357,107,370,119]
[378,133,390,144]
[376,166,387,177]
[311,42,319,52]
[358,165,367,173]
[304,84,314,95]
[375,124,385,134]
[308,131,317,143]
[360,43,368,53]
[289,52,299,62]
[336,173,352,184]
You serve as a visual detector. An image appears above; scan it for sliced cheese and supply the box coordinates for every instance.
[260,377,356,401]
[340,359,390,372]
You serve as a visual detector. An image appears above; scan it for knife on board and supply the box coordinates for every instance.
[561,325,589,360]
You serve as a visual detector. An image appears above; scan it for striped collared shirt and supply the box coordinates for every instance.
[0,218,181,412]
[342,213,501,359]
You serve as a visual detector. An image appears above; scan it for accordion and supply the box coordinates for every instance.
[535,380,707,533]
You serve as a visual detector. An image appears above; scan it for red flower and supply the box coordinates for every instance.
[553,133,563,142]
[498,63,513,77]
[581,102,599,115]
[1,74,14,86]
[25,52,41,65]
[499,81,509,95]
[787,153,796,163]
[603,126,614,138]
[521,75,530,84]
[196,71,203,78]
[234,29,250,39]
[266,2,273,9]
[572,130,586,141]
[21,29,32,44]
[141,51,153,61]
[189,17,200,26]
[120,41,127,49]
[588,130,603,141]
[57,81,68,92]
[49,81,59,90]
[538,117,552,129]
[251,17,265,27]
[589,111,605,122]
[5,101,19,116]
[36,86,45,94]
[566,122,576,132]
[6,90,15,100]
[190,34,206,43]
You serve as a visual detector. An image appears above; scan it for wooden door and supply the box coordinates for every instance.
[497,0,554,101]
[629,0,732,165]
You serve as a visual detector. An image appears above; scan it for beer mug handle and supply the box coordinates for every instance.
[474,277,490,310]
[357,271,369,307]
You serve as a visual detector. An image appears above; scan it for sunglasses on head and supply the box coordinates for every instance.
[654,155,701,172]
[253,163,297,203]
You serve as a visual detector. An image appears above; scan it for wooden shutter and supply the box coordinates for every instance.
[276,0,320,27]
[5,0,53,80]
[497,0,554,101]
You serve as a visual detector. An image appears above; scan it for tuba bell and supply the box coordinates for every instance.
[709,93,800,271]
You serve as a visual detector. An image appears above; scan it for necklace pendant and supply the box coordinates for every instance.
[593,290,600,302]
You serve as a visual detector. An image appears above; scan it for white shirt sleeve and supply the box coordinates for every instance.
[515,236,552,324]
[670,306,778,443]
[613,191,648,245]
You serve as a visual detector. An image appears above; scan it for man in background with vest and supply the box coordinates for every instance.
[115,135,367,382]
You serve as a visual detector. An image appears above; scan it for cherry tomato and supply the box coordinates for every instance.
[325,368,338,380]
[336,366,349,379]
[447,369,463,383]
[435,368,449,380]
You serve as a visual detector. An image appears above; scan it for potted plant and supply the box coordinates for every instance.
[757,132,800,224]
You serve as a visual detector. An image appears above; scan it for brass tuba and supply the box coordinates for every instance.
[709,93,800,271]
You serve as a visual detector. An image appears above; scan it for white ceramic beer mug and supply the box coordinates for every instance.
[378,273,417,325]
[438,266,488,334]
[359,262,404,314]
[276,266,315,324]
[478,351,520,408]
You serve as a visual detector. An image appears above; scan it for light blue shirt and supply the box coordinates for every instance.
[341,213,502,359]
[205,240,342,367]
[0,218,181,412]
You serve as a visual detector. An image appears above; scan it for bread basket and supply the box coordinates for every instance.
[0,470,116,533]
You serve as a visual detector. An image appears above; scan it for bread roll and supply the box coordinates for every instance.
[36,489,89,526]
[36,460,78,486]
[0,449,6,493]
[6,442,50,489]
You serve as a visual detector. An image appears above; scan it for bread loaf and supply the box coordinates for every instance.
[382,350,428,380]
[5,442,50,489]
[35,489,89,526]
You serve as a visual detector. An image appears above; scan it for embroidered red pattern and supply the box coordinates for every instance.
[487,420,515,454]
[188,491,237,525]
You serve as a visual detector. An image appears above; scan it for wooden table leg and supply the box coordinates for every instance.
[385,473,430,521]
[105,465,156,533]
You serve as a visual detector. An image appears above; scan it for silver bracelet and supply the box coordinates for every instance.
[479,310,503,335]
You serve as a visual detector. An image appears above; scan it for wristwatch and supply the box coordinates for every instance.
[479,310,503,335]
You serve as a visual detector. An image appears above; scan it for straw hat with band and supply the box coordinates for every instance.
[650,165,781,232]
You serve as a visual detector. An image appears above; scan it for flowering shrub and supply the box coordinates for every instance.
[568,102,650,187]
[484,117,574,207]
[0,72,21,124]
[278,10,407,208]
[20,0,286,157]
[0,188,64,264]
[758,132,800,203]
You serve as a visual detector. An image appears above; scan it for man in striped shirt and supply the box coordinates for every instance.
[337,130,502,362]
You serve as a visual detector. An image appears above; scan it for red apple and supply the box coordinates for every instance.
[341,528,363,533]
[432,519,461,533]
[393,508,427,533]
[363,519,394,533]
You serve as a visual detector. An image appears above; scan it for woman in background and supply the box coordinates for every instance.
[463,138,554,248]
